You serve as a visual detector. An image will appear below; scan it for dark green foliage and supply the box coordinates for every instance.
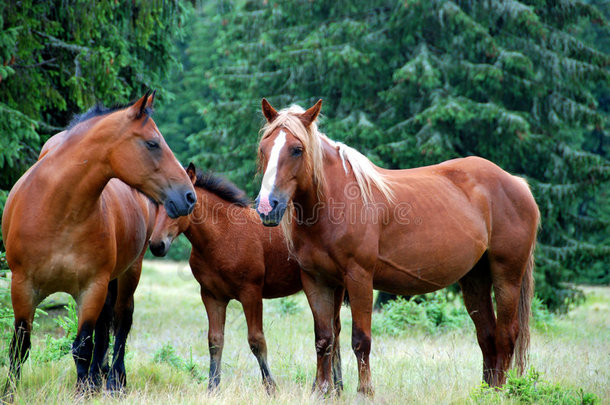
[471,368,600,404]
[34,300,78,363]
[372,292,470,335]
[275,296,302,316]
[157,0,609,311]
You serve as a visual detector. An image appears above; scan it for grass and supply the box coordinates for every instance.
[1,260,608,404]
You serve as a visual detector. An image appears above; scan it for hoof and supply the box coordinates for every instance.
[106,372,126,394]
[357,385,374,398]
[74,379,96,400]
[264,378,277,396]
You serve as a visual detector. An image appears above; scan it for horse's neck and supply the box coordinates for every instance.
[295,141,348,222]
[35,131,113,224]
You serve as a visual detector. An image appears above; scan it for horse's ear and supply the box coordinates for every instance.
[147,89,156,110]
[261,98,278,123]
[300,99,322,127]
[186,162,197,185]
[128,91,151,120]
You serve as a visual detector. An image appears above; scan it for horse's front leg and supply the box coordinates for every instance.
[344,263,374,396]
[73,275,111,394]
[201,292,228,392]
[240,287,276,394]
[301,271,338,396]
[107,264,141,393]
[3,275,37,401]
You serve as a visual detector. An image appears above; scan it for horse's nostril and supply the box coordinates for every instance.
[159,241,166,251]
[269,196,279,209]
[186,191,196,205]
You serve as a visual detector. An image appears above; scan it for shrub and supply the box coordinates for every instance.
[34,299,78,363]
[531,295,554,329]
[471,368,600,404]
[275,297,302,316]
[153,342,205,383]
[372,291,469,336]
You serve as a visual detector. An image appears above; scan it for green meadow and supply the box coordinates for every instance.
[1,260,608,404]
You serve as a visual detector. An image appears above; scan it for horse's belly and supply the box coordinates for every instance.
[31,250,106,298]
[373,240,486,295]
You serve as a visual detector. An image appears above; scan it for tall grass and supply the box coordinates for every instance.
[0,261,607,404]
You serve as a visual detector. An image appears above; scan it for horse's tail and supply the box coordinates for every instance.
[514,240,535,374]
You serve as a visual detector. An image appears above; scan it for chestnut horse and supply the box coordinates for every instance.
[149,163,343,393]
[2,92,196,396]
[254,99,539,395]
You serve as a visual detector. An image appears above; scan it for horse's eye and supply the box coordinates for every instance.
[291,147,303,157]
[146,140,159,150]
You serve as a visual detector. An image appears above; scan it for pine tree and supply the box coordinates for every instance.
[172,0,609,311]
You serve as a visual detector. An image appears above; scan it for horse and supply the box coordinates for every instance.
[37,131,156,394]
[1,92,196,397]
[254,99,540,396]
[148,163,344,393]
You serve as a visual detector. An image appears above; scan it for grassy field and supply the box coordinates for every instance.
[1,260,608,404]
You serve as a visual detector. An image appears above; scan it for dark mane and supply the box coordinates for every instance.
[67,101,153,130]
[192,167,251,208]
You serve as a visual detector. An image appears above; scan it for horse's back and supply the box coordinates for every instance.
[435,156,539,241]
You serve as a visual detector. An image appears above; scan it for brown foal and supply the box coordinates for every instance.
[149,163,343,393]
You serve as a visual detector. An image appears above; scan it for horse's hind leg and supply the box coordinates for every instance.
[201,292,228,392]
[489,255,528,387]
[3,276,36,399]
[332,286,344,392]
[458,254,497,385]
[107,264,141,392]
[89,279,118,389]
[240,288,277,394]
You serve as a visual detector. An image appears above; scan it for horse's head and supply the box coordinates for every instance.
[255,98,322,226]
[149,163,197,256]
[107,91,196,218]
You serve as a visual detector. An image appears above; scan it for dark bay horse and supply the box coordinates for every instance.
[149,163,343,393]
[254,99,540,395]
[2,92,196,396]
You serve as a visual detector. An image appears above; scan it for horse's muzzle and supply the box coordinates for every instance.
[149,239,169,257]
[255,195,287,227]
[164,187,196,219]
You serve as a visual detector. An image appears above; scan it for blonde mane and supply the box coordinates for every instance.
[260,104,395,250]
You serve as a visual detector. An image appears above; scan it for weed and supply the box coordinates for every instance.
[531,295,554,329]
[275,297,302,316]
[33,300,78,363]
[470,368,600,404]
[372,292,469,336]
[152,342,205,383]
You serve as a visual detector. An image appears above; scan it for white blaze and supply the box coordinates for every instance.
[257,130,286,215]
